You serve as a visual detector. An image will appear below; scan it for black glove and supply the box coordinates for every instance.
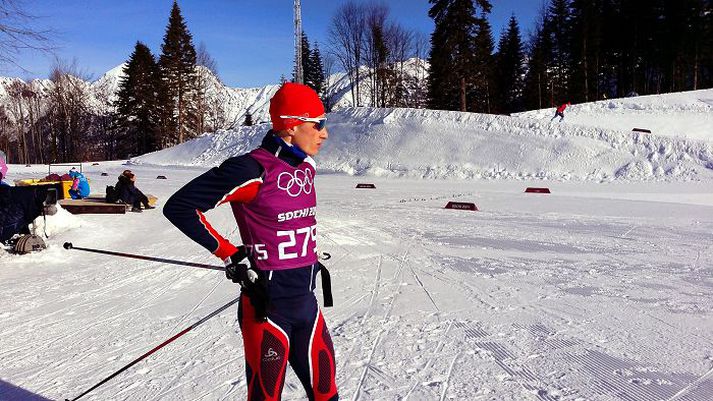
[224,246,268,321]
[224,245,258,286]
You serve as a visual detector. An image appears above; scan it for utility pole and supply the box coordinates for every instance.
[294,0,303,84]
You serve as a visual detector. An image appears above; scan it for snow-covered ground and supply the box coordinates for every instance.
[515,89,713,142]
[137,89,713,182]
[1,89,712,401]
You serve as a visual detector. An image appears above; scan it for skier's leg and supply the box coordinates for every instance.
[239,293,291,401]
[289,298,338,401]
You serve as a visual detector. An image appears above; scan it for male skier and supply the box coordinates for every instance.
[164,82,338,401]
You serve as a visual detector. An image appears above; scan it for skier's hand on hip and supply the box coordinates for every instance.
[224,245,258,286]
[224,246,269,321]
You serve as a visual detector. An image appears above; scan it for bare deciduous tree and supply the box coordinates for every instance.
[45,59,93,162]
[0,0,55,72]
[196,42,229,132]
[329,1,366,107]
[321,53,337,112]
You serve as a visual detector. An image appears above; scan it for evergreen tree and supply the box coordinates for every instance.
[494,15,525,113]
[427,0,493,111]
[523,11,555,109]
[298,34,326,97]
[569,0,604,101]
[703,0,713,88]
[114,41,160,157]
[546,0,572,104]
[309,42,326,96]
[158,0,199,146]
[470,16,495,113]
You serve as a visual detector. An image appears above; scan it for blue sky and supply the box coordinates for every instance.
[8,0,542,87]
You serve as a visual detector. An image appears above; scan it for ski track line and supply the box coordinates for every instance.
[0,268,163,340]
[381,249,409,322]
[669,367,713,401]
[112,327,239,400]
[408,264,440,313]
[2,253,215,341]
[0,271,184,361]
[337,254,384,375]
[565,349,684,401]
[351,328,385,401]
[169,276,224,332]
[360,255,383,327]
[151,353,245,400]
[402,319,454,400]
[438,352,460,401]
[341,249,408,396]
[148,288,232,401]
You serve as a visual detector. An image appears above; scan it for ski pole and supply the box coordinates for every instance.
[64,295,240,401]
[64,243,332,269]
[63,242,224,271]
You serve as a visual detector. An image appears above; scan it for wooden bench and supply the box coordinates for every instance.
[59,194,158,215]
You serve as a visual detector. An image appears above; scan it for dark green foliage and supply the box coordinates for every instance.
[297,33,326,97]
[114,42,161,158]
[427,0,493,111]
[470,17,495,113]
[158,1,199,145]
[523,13,553,109]
[309,42,326,96]
[519,0,713,108]
[493,15,525,113]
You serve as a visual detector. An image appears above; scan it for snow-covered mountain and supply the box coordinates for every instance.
[0,59,428,128]
[135,88,713,182]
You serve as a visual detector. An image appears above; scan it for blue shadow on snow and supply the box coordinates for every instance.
[0,379,54,401]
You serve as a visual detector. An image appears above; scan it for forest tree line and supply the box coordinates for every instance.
[427,0,713,114]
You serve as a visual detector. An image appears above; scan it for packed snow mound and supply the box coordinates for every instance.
[515,88,713,142]
[35,204,82,236]
[135,106,713,182]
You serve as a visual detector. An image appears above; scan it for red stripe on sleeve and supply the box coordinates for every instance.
[196,210,238,260]
[216,179,262,206]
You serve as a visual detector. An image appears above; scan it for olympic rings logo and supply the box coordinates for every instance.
[277,168,314,197]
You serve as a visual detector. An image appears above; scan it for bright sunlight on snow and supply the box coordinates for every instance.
[1,89,712,401]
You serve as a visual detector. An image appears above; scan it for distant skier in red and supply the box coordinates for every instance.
[551,101,571,122]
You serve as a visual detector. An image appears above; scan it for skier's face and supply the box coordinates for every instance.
[291,114,328,156]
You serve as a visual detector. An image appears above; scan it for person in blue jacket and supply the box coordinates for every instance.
[68,168,90,199]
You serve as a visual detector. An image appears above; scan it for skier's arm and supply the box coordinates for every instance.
[163,155,263,260]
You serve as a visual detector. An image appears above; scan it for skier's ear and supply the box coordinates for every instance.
[284,126,298,138]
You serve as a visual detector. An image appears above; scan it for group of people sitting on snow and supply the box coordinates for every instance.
[0,154,153,214]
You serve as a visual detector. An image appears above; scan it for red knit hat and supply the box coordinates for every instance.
[269,82,325,131]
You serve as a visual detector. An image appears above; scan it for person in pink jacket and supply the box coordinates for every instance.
[0,151,9,186]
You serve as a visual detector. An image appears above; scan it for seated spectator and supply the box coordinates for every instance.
[115,170,154,213]
[68,168,90,199]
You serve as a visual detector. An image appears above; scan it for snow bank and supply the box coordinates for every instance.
[135,103,713,182]
[33,204,83,237]
[515,88,713,142]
